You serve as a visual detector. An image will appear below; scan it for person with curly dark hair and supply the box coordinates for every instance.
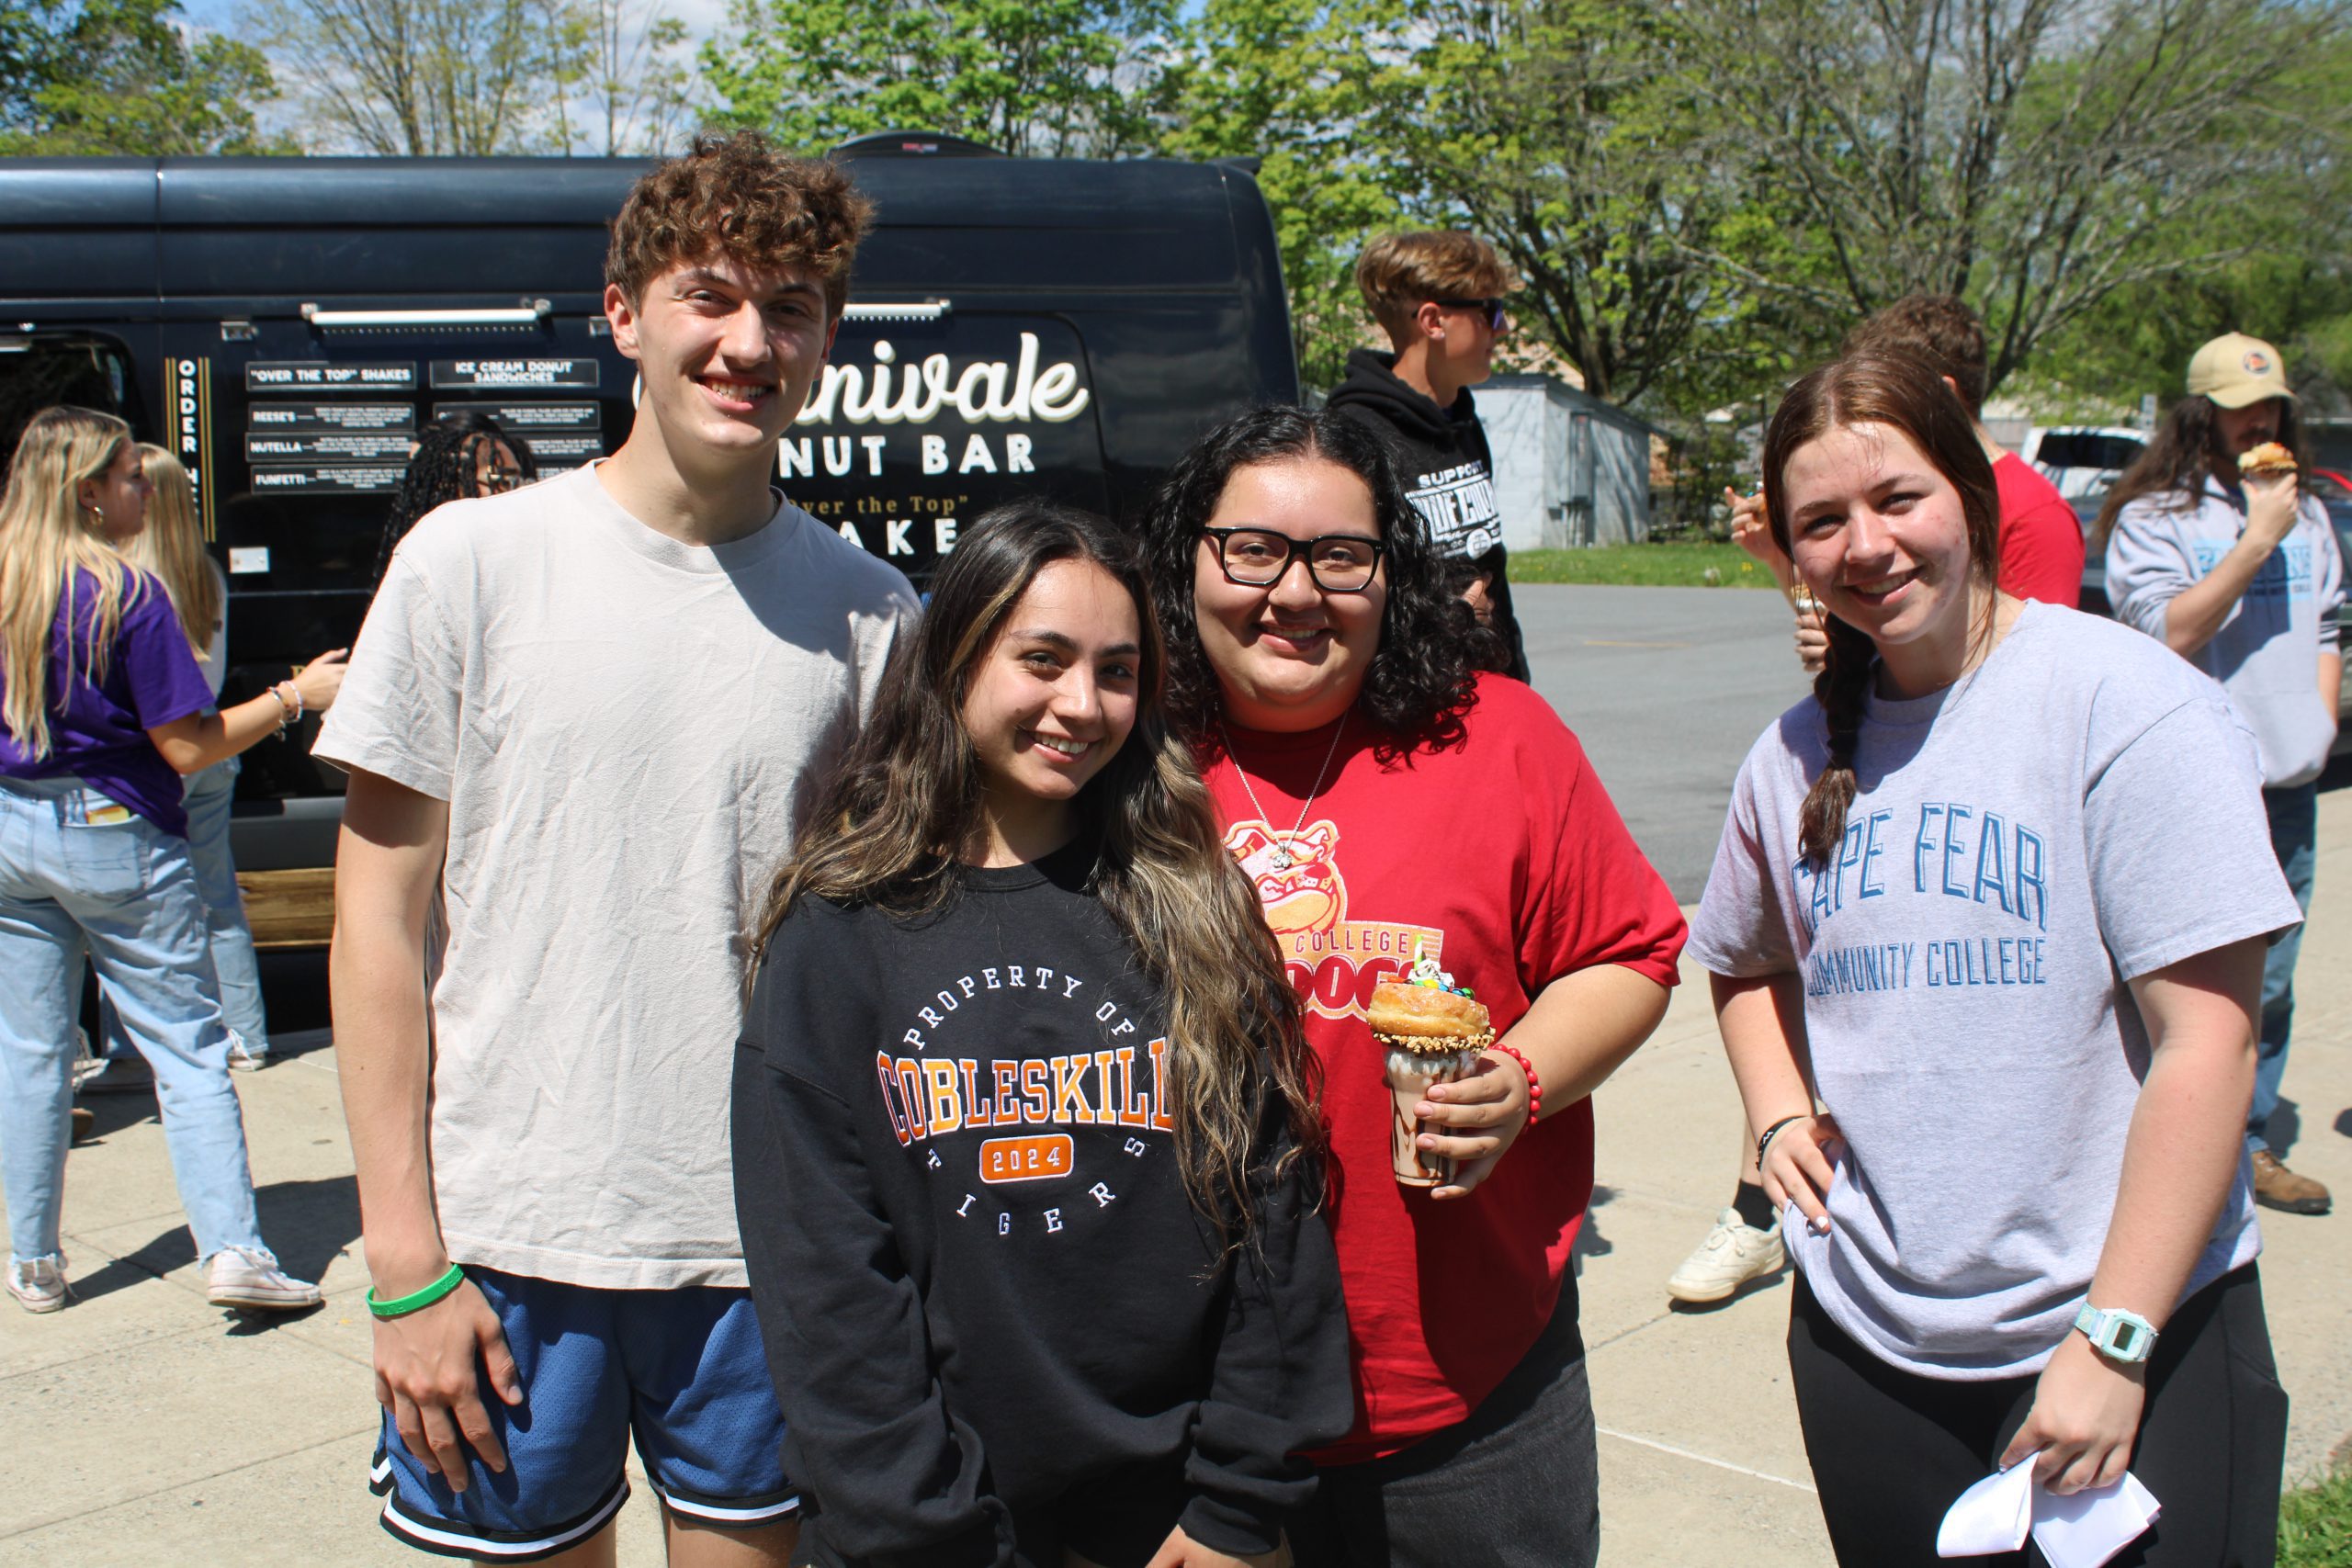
[1140,405,1687,1568]
[372,414,534,590]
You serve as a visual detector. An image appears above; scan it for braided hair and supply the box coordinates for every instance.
[373,414,536,587]
[1760,352,2002,866]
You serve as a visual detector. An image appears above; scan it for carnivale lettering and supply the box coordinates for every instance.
[798,335,1090,427]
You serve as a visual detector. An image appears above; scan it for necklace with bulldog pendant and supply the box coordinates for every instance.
[1219,715,1348,871]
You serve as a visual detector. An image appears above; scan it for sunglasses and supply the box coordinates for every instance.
[1435,297,1508,332]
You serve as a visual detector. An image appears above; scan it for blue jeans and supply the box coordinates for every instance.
[0,775,265,1268]
[99,757,268,1060]
[2252,783,2318,1153]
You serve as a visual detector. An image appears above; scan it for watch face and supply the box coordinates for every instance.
[2110,1318,2146,1358]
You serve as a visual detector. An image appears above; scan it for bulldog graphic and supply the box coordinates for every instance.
[1226,819,1347,936]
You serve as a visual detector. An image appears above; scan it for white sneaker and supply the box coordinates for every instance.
[70,1026,109,1089]
[206,1247,322,1311]
[8,1257,69,1314]
[225,1038,268,1072]
[1666,1208,1786,1304]
[77,1052,154,1096]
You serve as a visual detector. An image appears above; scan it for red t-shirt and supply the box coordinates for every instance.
[1204,675,1686,1461]
[1994,453,2084,606]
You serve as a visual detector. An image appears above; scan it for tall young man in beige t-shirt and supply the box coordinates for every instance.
[320,134,916,1566]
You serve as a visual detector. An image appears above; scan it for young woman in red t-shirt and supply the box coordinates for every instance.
[1141,406,1688,1567]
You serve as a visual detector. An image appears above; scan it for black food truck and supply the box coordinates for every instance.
[0,139,1295,945]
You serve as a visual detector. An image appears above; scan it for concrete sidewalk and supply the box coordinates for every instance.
[6,795,2348,1566]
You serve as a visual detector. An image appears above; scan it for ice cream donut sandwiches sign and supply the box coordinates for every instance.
[780,318,1103,579]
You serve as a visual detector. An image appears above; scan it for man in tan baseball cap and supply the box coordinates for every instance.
[2186,331,2297,409]
[2098,329,2342,1217]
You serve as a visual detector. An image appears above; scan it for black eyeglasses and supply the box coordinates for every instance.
[1203,527,1385,593]
[1435,296,1508,332]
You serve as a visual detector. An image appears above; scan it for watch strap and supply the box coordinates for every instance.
[2074,1302,2157,1364]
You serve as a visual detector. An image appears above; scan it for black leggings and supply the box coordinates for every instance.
[1786,1264,2288,1567]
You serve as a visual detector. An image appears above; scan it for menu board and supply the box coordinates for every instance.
[432,400,599,432]
[249,402,415,434]
[246,432,415,463]
[249,464,406,494]
[430,358,600,390]
[246,361,419,393]
[514,434,605,462]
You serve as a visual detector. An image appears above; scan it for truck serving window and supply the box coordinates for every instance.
[0,334,140,464]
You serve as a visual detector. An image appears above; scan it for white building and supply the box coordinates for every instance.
[1478,373,1658,548]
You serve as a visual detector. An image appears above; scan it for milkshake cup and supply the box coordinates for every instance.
[1368,946,1497,1189]
[1386,1046,1483,1187]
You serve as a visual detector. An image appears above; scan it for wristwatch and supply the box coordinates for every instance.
[2074,1303,2157,1365]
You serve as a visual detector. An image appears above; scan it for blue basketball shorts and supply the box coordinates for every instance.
[369,1267,797,1561]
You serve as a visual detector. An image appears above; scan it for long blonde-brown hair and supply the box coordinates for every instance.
[753,503,1323,1240]
[1762,354,2003,866]
[127,445,220,660]
[0,406,146,758]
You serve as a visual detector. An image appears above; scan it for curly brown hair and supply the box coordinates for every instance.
[605,130,875,313]
[1841,294,1988,415]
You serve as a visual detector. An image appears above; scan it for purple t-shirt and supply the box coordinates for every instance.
[0,569,212,835]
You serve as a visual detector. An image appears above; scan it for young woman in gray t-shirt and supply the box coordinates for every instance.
[1686,352,2299,1564]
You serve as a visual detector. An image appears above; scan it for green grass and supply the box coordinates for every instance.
[2282,1466,2352,1567]
[1507,542,1782,588]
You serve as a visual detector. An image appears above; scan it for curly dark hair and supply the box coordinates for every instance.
[1140,405,1480,760]
[605,130,874,313]
[373,414,536,588]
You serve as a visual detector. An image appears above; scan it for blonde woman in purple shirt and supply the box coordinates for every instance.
[0,405,342,1314]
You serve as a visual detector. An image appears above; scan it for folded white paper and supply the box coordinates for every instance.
[1938,1462,2034,1556]
[1938,1455,2160,1568]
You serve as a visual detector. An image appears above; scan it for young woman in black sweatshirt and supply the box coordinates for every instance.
[732,503,1349,1568]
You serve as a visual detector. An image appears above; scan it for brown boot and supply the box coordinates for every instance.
[2252,1149,2332,1215]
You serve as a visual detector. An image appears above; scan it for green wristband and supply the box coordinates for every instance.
[367,1263,467,1320]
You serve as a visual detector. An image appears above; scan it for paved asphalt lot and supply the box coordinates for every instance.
[6,584,2346,1565]
[1518,583,1812,901]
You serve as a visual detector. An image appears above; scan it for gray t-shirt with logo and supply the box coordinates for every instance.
[1687,603,2299,1380]
[2107,477,2344,788]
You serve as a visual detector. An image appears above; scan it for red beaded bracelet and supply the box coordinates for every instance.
[1487,1043,1542,1122]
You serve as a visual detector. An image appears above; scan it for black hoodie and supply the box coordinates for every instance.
[1326,347,1527,677]
[732,839,1349,1568]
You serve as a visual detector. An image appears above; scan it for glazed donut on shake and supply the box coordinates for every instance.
[1374,944,1497,1187]
[1368,970,1495,1045]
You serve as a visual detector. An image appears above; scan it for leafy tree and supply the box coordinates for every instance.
[1157,0,1403,389]
[703,0,1174,158]
[2035,30,2352,413]
[1666,0,2346,394]
[242,0,543,153]
[0,0,284,153]
[1357,0,1833,407]
[543,0,696,156]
